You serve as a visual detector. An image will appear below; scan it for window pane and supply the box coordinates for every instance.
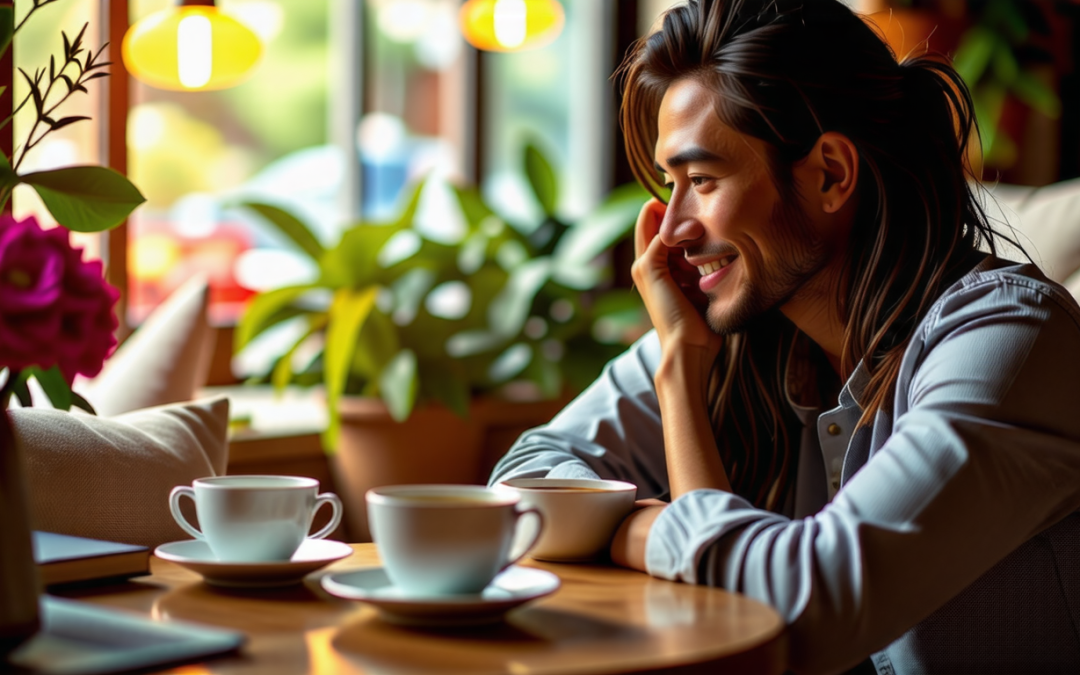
[127,0,332,325]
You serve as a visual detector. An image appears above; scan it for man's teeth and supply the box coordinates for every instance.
[696,257,735,276]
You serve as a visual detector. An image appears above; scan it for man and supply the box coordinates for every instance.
[488,1,1080,673]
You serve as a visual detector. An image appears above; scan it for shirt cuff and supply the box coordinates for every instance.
[645,489,760,584]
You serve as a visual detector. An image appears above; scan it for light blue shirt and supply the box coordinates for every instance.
[489,256,1080,674]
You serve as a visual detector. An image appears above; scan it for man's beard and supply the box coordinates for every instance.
[705,197,827,336]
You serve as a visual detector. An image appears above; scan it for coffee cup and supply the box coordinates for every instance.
[497,478,637,561]
[169,475,343,562]
[366,484,543,597]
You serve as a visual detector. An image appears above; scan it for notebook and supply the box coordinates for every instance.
[32,531,150,587]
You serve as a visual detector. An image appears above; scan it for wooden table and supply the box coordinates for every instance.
[55,544,788,675]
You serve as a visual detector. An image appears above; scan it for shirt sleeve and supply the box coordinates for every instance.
[645,274,1080,675]
[487,331,672,498]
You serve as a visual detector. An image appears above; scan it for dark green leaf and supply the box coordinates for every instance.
[22,165,146,232]
[351,307,400,381]
[50,115,91,131]
[70,391,97,415]
[31,365,72,410]
[0,7,14,58]
[0,153,21,195]
[524,143,558,217]
[418,360,470,418]
[19,68,42,113]
[488,343,533,383]
[12,371,32,408]
[990,41,1018,87]
[240,201,325,261]
[379,349,418,422]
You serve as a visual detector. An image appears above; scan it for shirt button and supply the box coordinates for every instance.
[827,423,842,436]
[831,478,840,491]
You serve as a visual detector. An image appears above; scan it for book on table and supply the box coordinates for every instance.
[32,531,150,587]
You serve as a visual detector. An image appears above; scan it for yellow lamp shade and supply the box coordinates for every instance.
[122,4,262,92]
[460,0,565,53]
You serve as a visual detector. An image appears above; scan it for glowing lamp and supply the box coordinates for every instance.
[459,0,565,53]
[122,0,262,92]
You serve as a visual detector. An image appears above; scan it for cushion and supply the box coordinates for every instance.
[983,178,1080,298]
[13,396,230,548]
[79,274,213,417]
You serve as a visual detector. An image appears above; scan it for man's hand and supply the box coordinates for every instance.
[631,199,721,363]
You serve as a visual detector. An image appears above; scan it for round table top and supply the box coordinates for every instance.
[58,543,788,675]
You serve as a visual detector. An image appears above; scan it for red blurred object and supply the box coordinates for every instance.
[128,218,255,326]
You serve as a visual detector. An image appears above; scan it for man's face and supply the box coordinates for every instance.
[654,78,832,335]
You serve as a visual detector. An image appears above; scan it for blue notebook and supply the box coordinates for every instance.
[32,532,149,587]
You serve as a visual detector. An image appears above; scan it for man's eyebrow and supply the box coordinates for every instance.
[654,147,725,174]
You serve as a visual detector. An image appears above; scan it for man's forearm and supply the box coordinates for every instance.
[654,347,732,498]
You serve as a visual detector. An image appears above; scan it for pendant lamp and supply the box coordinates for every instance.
[122,0,263,92]
[459,0,565,52]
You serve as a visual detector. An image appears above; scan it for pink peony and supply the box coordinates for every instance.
[0,214,118,382]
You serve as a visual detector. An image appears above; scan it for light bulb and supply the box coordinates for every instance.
[493,0,527,49]
[177,14,213,89]
[123,3,263,92]
[460,0,564,53]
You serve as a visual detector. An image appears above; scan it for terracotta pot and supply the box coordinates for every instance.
[329,396,567,542]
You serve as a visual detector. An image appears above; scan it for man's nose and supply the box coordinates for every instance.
[658,197,705,248]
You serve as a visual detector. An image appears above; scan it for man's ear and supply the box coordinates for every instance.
[797,131,859,214]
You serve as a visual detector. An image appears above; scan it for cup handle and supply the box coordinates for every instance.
[169,486,204,541]
[308,492,343,540]
[502,505,544,570]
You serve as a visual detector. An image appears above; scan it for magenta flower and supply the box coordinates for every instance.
[0,214,118,382]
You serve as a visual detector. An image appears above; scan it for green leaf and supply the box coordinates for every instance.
[952,26,996,86]
[379,349,418,422]
[0,153,20,195]
[271,315,327,392]
[418,360,471,418]
[22,166,146,232]
[524,143,558,217]
[488,259,552,338]
[31,366,72,411]
[1011,71,1061,118]
[235,284,319,351]
[552,183,647,287]
[989,40,1019,87]
[0,7,12,59]
[321,222,406,288]
[323,286,378,450]
[351,306,400,380]
[11,370,32,408]
[240,201,325,262]
[70,390,97,415]
[488,343,533,383]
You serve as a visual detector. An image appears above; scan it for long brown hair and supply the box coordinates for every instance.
[618,0,1015,510]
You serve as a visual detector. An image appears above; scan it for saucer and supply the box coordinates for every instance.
[320,566,560,626]
[154,539,353,588]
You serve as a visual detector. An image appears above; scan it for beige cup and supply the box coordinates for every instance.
[498,478,637,562]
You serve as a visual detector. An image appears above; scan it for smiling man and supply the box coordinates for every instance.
[488,1,1080,673]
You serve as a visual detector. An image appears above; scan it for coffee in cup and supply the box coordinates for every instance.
[169,475,343,562]
[498,478,637,562]
[366,484,542,597]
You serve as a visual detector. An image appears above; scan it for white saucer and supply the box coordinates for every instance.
[320,566,560,626]
[154,539,353,588]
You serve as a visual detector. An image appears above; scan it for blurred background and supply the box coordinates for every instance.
[12,0,1080,383]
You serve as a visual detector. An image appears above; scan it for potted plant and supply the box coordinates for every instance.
[234,144,648,539]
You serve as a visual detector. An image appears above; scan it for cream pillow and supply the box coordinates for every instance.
[79,274,213,417]
[13,396,230,548]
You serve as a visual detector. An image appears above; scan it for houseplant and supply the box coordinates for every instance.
[0,2,144,653]
[235,144,649,538]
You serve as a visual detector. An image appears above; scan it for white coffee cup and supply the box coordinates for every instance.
[498,478,637,561]
[366,484,543,597]
[169,475,343,562]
